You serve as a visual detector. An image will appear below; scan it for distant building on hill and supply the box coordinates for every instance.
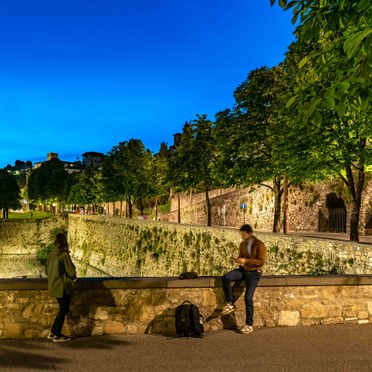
[169,133,182,152]
[34,152,81,173]
[82,152,105,169]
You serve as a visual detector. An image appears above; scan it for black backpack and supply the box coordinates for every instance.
[179,271,199,280]
[175,301,204,338]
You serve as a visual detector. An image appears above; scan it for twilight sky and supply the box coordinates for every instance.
[0,0,295,167]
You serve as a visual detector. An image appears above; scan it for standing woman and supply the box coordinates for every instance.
[46,233,77,342]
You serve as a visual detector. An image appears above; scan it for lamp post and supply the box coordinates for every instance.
[240,203,247,224]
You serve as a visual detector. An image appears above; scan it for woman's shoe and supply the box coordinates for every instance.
[47,333,55,340]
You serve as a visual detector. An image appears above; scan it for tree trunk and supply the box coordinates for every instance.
[177,192,181,224]
[345,165,365,242]
[127,196,133,219]
[120,200,123,217]
[349,202,361,242]
[282,175,289,234]
[113,201,116,216]
[140,197,144,216]
[205,186,212,226]
[273,178,283,233]
[155,196,158,221]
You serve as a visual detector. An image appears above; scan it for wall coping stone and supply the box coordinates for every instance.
[0,275,371,291]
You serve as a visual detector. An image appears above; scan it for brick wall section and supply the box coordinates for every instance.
[0,276,371,339]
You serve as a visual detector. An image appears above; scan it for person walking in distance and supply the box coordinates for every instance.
[46,233,77,342]
[221,224,266,334]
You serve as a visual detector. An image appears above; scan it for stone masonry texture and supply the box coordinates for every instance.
[0,277,371,339]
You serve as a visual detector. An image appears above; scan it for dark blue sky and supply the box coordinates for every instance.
[0,0,295,167]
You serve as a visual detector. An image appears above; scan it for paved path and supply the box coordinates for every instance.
[1,324,371,372]
[254,230,372,245]
[288,232,372,245]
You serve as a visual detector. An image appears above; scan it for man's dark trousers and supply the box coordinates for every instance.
[222,267,261,326]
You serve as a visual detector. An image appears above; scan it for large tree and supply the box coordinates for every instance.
[152,142,171,220]
[68,170,104,212]
[0,170,21,218]
[170,115,218,226]
[215,66,289,232]
[28,158,69,210]
[102,139,154,218]
[271,0,372,241]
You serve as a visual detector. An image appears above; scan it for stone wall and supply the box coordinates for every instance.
[68,215,372,277]
[164,186,274,230]
[169,188,237,212]
[0,276,371,339]
[162,181,372,235]
[0,217,67,278]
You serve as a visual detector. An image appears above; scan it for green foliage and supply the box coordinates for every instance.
[214,66,290,231]
[0,169,21,216]
[68,170,104,207]
[158,199,171,214]
[270,0,372,241]
[36,245,53,266]
[102,139,156,216]
[28,158,68,205]
[8,211,52,220]
[169,115,220,225]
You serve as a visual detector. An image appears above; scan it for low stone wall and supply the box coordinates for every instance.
[68,215,372,277]
[0,275,371,339]
[0,255,42,279]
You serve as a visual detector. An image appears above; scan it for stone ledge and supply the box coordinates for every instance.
[0,275,371,291]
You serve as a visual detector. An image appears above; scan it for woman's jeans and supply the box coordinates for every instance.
[51,294,71,337]
[222,267,261,326]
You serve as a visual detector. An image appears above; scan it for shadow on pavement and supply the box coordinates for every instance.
[60,335,131,350]
[0,345,67,370]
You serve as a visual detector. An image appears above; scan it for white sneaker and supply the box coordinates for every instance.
[240,325,253,334]
[47,333,55,340]
[53,334,72,343]
[221,303,236,316]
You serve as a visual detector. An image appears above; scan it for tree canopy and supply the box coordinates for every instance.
[0,170,21,218]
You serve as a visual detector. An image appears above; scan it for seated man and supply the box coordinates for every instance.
[221,224,266,334]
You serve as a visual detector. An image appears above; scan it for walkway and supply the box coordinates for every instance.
[252,229,372,245]
[1,324,371,372]
[288,232,372,245]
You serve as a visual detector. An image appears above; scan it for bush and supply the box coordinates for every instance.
[158,199,171,214]
[36,245,53,266]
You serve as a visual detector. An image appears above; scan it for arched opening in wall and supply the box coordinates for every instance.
[365,213,372,236]
[326,193,347,233]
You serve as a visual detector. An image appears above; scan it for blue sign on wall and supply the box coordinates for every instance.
[241,203,247,210]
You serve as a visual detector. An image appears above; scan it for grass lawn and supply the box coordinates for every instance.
[8,211,53,220]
